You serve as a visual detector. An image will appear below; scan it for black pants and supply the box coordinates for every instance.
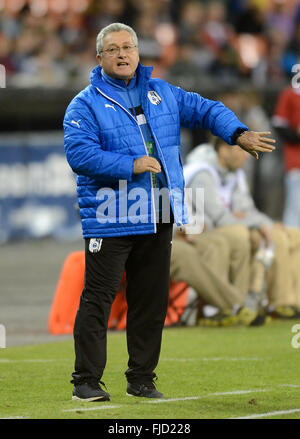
[71,222,173,386]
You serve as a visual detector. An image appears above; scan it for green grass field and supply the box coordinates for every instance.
[1,320,300,420]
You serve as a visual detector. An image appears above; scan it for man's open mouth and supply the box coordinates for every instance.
[117,62,129,66]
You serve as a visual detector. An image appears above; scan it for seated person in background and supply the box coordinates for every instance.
[170,223,267,327]
[183,139,300,319]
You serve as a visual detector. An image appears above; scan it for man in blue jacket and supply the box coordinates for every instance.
[63,22,275,402]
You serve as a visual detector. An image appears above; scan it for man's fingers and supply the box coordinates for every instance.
[255,146,272,153]
[257,131,272,136]
[250,150,259,160]
[257,142,276,150]
[147,166,161,173]
[259,136,276,143]
[147,160,161,172]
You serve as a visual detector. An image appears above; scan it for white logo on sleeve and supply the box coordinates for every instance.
[89,238,103,253]
[147,91,162,105]
[105,104,117,111]
[71,119,81,128]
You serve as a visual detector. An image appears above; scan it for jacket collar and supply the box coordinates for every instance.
[90,63,153,112]
[90,63,153,91]
[101,70,138,91]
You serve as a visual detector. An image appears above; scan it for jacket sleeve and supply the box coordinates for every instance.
[63,99,135,181]
[169,84,248,145]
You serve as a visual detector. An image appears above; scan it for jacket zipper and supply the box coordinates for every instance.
[150,129,182,226]
[140,87,182,227]
[96,87,157,232]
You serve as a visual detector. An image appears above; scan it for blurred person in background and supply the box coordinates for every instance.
[234,1,266,35]
[133,11,163,77]
[282,21,300,78]
[167,40,213,86]
[85,0,129,31]
[209,42,240,85]
[0,33,15,77]
[63,22,275,403]
[171,216,264,327]
[262,28,289,85]
[203,0,233,51]
[177,0,206,44]
[166,3,216,87]
[240,89,284,220]
[265,0,297,42]
[183,139,300,321]
[272,84,300,228]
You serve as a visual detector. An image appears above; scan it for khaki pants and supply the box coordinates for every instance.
[250,227,300,307]
[170,224,251,310]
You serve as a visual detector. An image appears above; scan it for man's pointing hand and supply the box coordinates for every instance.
[236,131,276,159]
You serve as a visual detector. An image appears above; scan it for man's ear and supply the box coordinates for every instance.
[96,54,102,66]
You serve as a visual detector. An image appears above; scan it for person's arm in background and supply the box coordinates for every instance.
[273,123,300,143]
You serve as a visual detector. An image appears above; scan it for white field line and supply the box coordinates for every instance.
[278,384,300,388]
[143,396,201,404]
[142,389,268,404]
[230,408,300,419]
[0,384,295,416]
[61,384,300,413]
[61,389,268,413]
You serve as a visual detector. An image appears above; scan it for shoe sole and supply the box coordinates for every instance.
[72,395,110,402]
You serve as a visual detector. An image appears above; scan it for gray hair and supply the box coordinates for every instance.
[96,23,138,55]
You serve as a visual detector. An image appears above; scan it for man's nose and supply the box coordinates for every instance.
[118,48,127,57]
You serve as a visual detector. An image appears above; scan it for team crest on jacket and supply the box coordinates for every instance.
[147,90,162,105]
[89,238,103,253]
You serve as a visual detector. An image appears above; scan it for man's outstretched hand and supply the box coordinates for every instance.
[236,131,276,159]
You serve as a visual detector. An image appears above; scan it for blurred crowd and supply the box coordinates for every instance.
[1,0,300,88]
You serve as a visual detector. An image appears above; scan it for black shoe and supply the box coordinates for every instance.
[249,308,271,327]
[126,381,163,398]
[72,381,110,402]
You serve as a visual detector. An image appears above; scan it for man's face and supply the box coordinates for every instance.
[97,31,139,83]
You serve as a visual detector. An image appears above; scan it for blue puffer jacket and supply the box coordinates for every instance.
[63,63,248,238]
